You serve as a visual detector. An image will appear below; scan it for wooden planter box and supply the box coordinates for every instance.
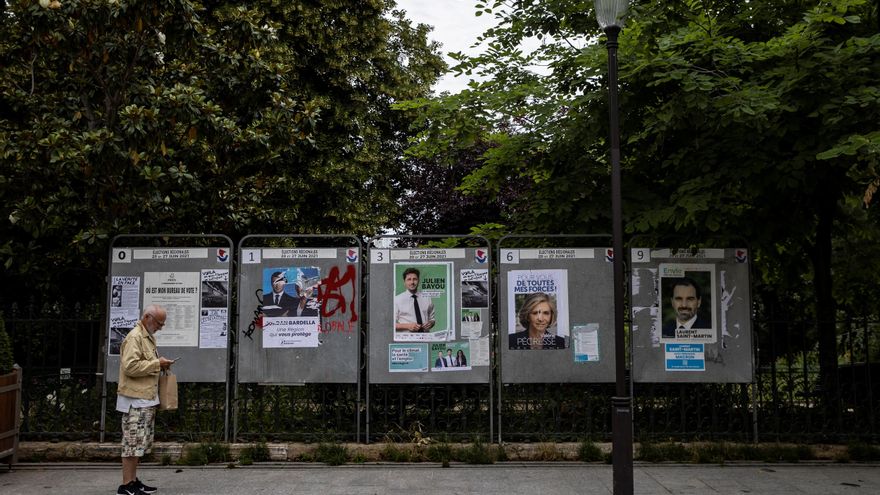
[0,366,22,467]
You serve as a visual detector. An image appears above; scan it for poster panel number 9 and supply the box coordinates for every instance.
[631,248,650,263]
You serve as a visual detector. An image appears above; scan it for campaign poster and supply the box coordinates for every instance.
[392,262,454,342]
[261,266,321,317]
[665,343,706,371]
[507,269,569,350]
[389,344,429,372]
[263,315,320,348]
[261,266,321,348]
[429,341,471,371]
[657,263,717,343]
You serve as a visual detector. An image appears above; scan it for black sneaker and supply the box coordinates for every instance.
[134,478,157,494]
[116,481,145,495]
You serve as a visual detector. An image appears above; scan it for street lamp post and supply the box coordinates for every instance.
[594,1,633,494]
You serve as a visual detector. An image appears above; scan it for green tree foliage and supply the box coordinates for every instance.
[404,0,880,387]
[0,0,444,298]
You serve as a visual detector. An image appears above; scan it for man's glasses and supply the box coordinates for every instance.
[148,314,166,327]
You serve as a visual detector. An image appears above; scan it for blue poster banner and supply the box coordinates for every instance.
[665,343,705,371]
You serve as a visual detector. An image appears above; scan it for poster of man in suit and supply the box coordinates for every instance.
[658,264,716,343]
[261,266,321,348]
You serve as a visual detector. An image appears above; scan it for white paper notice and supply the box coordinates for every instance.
[199,309,228,349]
[573,324,600,362]
[199,269,229,349]
[462,321,482,339]
[144,272,200,347]
[110,276,141,314]
[469,336,490,366]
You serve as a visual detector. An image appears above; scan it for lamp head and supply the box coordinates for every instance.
[594,0,629,29]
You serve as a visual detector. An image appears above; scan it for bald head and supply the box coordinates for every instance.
[142,304,167,333]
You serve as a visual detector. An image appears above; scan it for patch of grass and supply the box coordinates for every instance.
[239,442,271,464]
[159,454,173,466]
[637,442,690,463]
[194,442,230,463]
[725,443,762,461]
[534,443,563,461]
[426,443,454,463]
[179,443,226,465]
[351,452,367,463]
[845,443,880,462]
[756,444,814,463]
[456,438,494,465]
[578,441,603,462]
[380,443,412,462]
[494,444,509,462]
[313,443,348,466]
[178,445,209,466]
[691,443,726,464]
[663,442,817,464]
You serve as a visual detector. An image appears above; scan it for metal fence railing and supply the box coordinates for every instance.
[3,302,878,443]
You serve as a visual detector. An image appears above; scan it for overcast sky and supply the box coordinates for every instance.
[395,0,496,94]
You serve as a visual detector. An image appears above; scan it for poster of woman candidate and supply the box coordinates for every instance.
[657,263,717,344]
[393,262,454,342]
[507,269,569,350]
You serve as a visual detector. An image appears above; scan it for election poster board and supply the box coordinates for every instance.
[368,243,491,385]
[236,238,361,384]
[498,240,616,384]
[105,237,233,384]
[630,247,754,383]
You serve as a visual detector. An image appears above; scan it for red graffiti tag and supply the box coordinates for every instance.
[317,265,358,323]
[318,320,356,334]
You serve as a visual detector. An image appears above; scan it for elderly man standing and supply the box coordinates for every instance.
[116,304,174,495]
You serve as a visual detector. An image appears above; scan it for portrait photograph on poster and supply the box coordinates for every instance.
[430,341,471,371]
[392,262,454,342]
[261,266,320,317]
[658,263,717,343]
[261,266,321,348]
[507,269,569,350]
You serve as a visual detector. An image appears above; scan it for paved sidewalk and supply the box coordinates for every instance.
[1,462,878,494]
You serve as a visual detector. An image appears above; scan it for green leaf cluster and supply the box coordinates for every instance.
[0,0,444,296]
[402,0,880,379]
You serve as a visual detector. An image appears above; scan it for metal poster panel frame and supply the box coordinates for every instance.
[366,235,492,442]
[100,233,233,441]
[497,235,617,385]
[235,235,362,384]
[367,236,491,384]
[629,244,754,383]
